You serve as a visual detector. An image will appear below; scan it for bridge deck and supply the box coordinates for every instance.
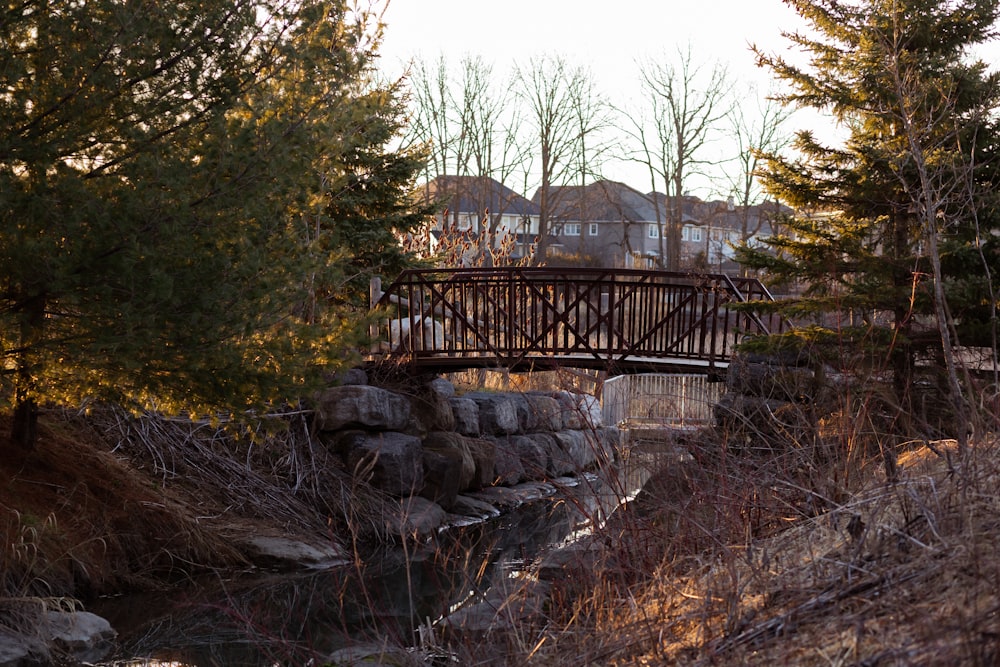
[367,267,782,376]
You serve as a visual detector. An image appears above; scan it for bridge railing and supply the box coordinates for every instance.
[368,267,783,373]
[602,373,723,428]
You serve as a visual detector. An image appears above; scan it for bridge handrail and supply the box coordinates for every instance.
[368,266,781,374]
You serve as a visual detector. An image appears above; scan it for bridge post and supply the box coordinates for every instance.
[601,290,610,354]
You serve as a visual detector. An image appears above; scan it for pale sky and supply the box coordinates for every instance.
[374,1,1000,198]
[375,0,812,197]
[377,0,804,95]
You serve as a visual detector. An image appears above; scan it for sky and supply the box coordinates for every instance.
[377,0,805,94]
[375,1,1000,198]
[374,0,813,197]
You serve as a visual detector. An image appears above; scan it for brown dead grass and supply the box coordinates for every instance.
[491,437,1000,667]
[0,410,249,601]
[3,401,1000,667]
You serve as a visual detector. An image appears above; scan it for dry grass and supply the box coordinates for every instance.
[4,380,1000,666]
[442,432,1000,666]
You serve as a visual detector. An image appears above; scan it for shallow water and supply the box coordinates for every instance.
[92,454,659,666]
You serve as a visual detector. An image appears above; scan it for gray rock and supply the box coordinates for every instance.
[43,611,116,664]
[421,448,463,510]
[428,377,456,398]
[383,496,447,537]
[409,381,457,434]
[423,431,476,490]
[448,397,480,436]
[510,434,550,479]
[438,579,550,639]
[550,391,601,430]
[329,367,369,386]
[465,392,520,435]
[464,437,496,489]
[313,385,411,431]
[243,536,349,570]
[450,494,501,520]
[344,431,424,497]
[553,429,595,471]
[525,393,563,431]
[487,436,526,486]
[326,642,414,666]
[0,628,48,667]
[507,393,532,433]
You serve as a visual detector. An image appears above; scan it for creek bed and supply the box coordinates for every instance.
[91,445,670,665]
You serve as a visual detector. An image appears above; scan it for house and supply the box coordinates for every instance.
[414,175,792,271]
[538,180,791,270]
[533,180,662,267]
[419,175,540,264]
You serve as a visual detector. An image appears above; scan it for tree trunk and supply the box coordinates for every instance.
[10,292,45,450]
[10,397,38,451]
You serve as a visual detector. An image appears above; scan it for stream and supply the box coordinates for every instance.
[91,447,661,666]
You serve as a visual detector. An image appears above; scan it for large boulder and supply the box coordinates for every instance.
[448,397,480,436]
[44,611,116,664]
[0,628,47,667]
[509,434,551,479]
[551,391,602,430]
[464,437,497,489]
[486,436,526,486]
[553,429,596,472]
[525,393,563,432]
[341,431,424,497]
[313,385,411,431]
[424,431,476,490]
[382,496,447,537]
[465,392,520,435]
[243,535,349,570]
[507,393,532,433]
[420,448,463,510]
[409,380,457,434]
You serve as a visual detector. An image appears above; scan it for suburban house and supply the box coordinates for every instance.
[534,180,662,267]
[415,175,790,270]
[539,180,790,270]
[418,175,540,264]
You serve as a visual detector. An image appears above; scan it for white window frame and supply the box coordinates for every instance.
[589,223,599,236]
[681,226,690,241]
[563,223,581,236]
[648,224,659,239]
[691,227,703,242]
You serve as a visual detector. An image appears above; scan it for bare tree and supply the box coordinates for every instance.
[406,55,530,264]
[455,57,528,265]
[724,83,790,241]
[625,46,731,270]
[407,55,464,188]
[515,56,604,264]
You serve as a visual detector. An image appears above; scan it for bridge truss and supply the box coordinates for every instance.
[367,267,783,377]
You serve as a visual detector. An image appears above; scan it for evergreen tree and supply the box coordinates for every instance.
[317,86,436,311]
[0,1,427,447]
[740,0,1000,426]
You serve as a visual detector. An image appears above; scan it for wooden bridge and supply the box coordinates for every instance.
[367,267,783,377]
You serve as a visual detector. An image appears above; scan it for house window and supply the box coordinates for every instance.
[648,224,659,239]
[681,226,690,241]
[691,227,703,242]
[563,223,581,236]
[589,223,599,236]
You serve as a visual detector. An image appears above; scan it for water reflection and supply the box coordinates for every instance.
[94,458,656,666]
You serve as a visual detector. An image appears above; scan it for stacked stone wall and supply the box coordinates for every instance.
[312,373,620,534]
